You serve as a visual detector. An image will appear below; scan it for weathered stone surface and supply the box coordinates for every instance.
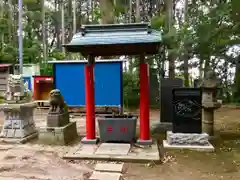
[166,131,209,146]
[0,102,37,139]
[94,163,124,173]
[74,144,97,155]
[63,143,160,163]
[38,121,78,145]
[0,74,36,141]
[47,112,69,127]
[163,140,215,152]
[95,143,130,155]
[48,89,68,114]
[4,74,31,103]
[200,69,222,137]
[89,171,122,180]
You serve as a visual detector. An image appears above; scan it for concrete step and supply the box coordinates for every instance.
[94,163,124,173]
[89,171,123,180]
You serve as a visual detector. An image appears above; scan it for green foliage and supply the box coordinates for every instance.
[0,0,240,106]
[40,63,53,76]
[151,15,165,30]
[50,50,66,60]
[123,71,140,109]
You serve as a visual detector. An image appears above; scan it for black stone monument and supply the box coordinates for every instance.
[193,79,200,88]
[160,78,183,123]
[172,88,202,133]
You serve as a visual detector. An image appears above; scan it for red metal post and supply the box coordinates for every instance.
[139,56,150,141]
[84,64,96,140]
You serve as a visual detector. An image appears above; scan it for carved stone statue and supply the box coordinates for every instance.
[47,89,69,127]
[4,74,25,102]
[38,88,77,145]
[49,89,67,114]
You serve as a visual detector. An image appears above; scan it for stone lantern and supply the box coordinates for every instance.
[200,70,222,136]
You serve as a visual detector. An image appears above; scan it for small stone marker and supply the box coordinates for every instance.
[94,163,124,173]
[95,143,130,155]
[89,171,122,180]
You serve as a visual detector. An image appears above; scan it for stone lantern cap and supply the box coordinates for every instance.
[200,70,218,89]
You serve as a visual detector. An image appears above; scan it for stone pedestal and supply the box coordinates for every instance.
[0,102,37,138]
[47,112,70,127]
[38,89,78,145]
[38,121,78,145]
[163,131,214,152]
[166,131,209,146]
[202,108,214,136]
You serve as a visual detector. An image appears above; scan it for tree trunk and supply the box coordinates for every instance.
[234,55,240,102]
[73,0,76,34]
[68,0,73,42]
[55,0,61,49]
[61,0,65,54]
[91,0,94,22]
[164,0,175,78]
[129,0,132,23]
[136,0,140,22]
[99,0,115,59]
[42,0,47,64]
[7,0,13,43]
[0,0,4,47]
[203,58,210,77]
[99,0,114,24]
[183,0,189,86]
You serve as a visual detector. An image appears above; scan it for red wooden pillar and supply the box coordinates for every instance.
[137,54,152,145]
[81,56,97,144]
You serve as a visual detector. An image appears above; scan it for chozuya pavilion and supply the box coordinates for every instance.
[63,23,162,145]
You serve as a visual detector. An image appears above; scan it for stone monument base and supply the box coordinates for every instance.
[47,112,70,127]
[38,121,78,145]
[0,102,37,140]
[163,131,214,152]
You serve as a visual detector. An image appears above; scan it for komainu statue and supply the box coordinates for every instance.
[49,89,68,114]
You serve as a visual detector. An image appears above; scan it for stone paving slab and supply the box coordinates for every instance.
[63,143,160,163]
[0,177,26,180]
[89,171,122,180]
[95,143,130,155]
[94,163,124,173]
[163,140,215,152]
[0,132,38,144]
[75,144,98,155]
